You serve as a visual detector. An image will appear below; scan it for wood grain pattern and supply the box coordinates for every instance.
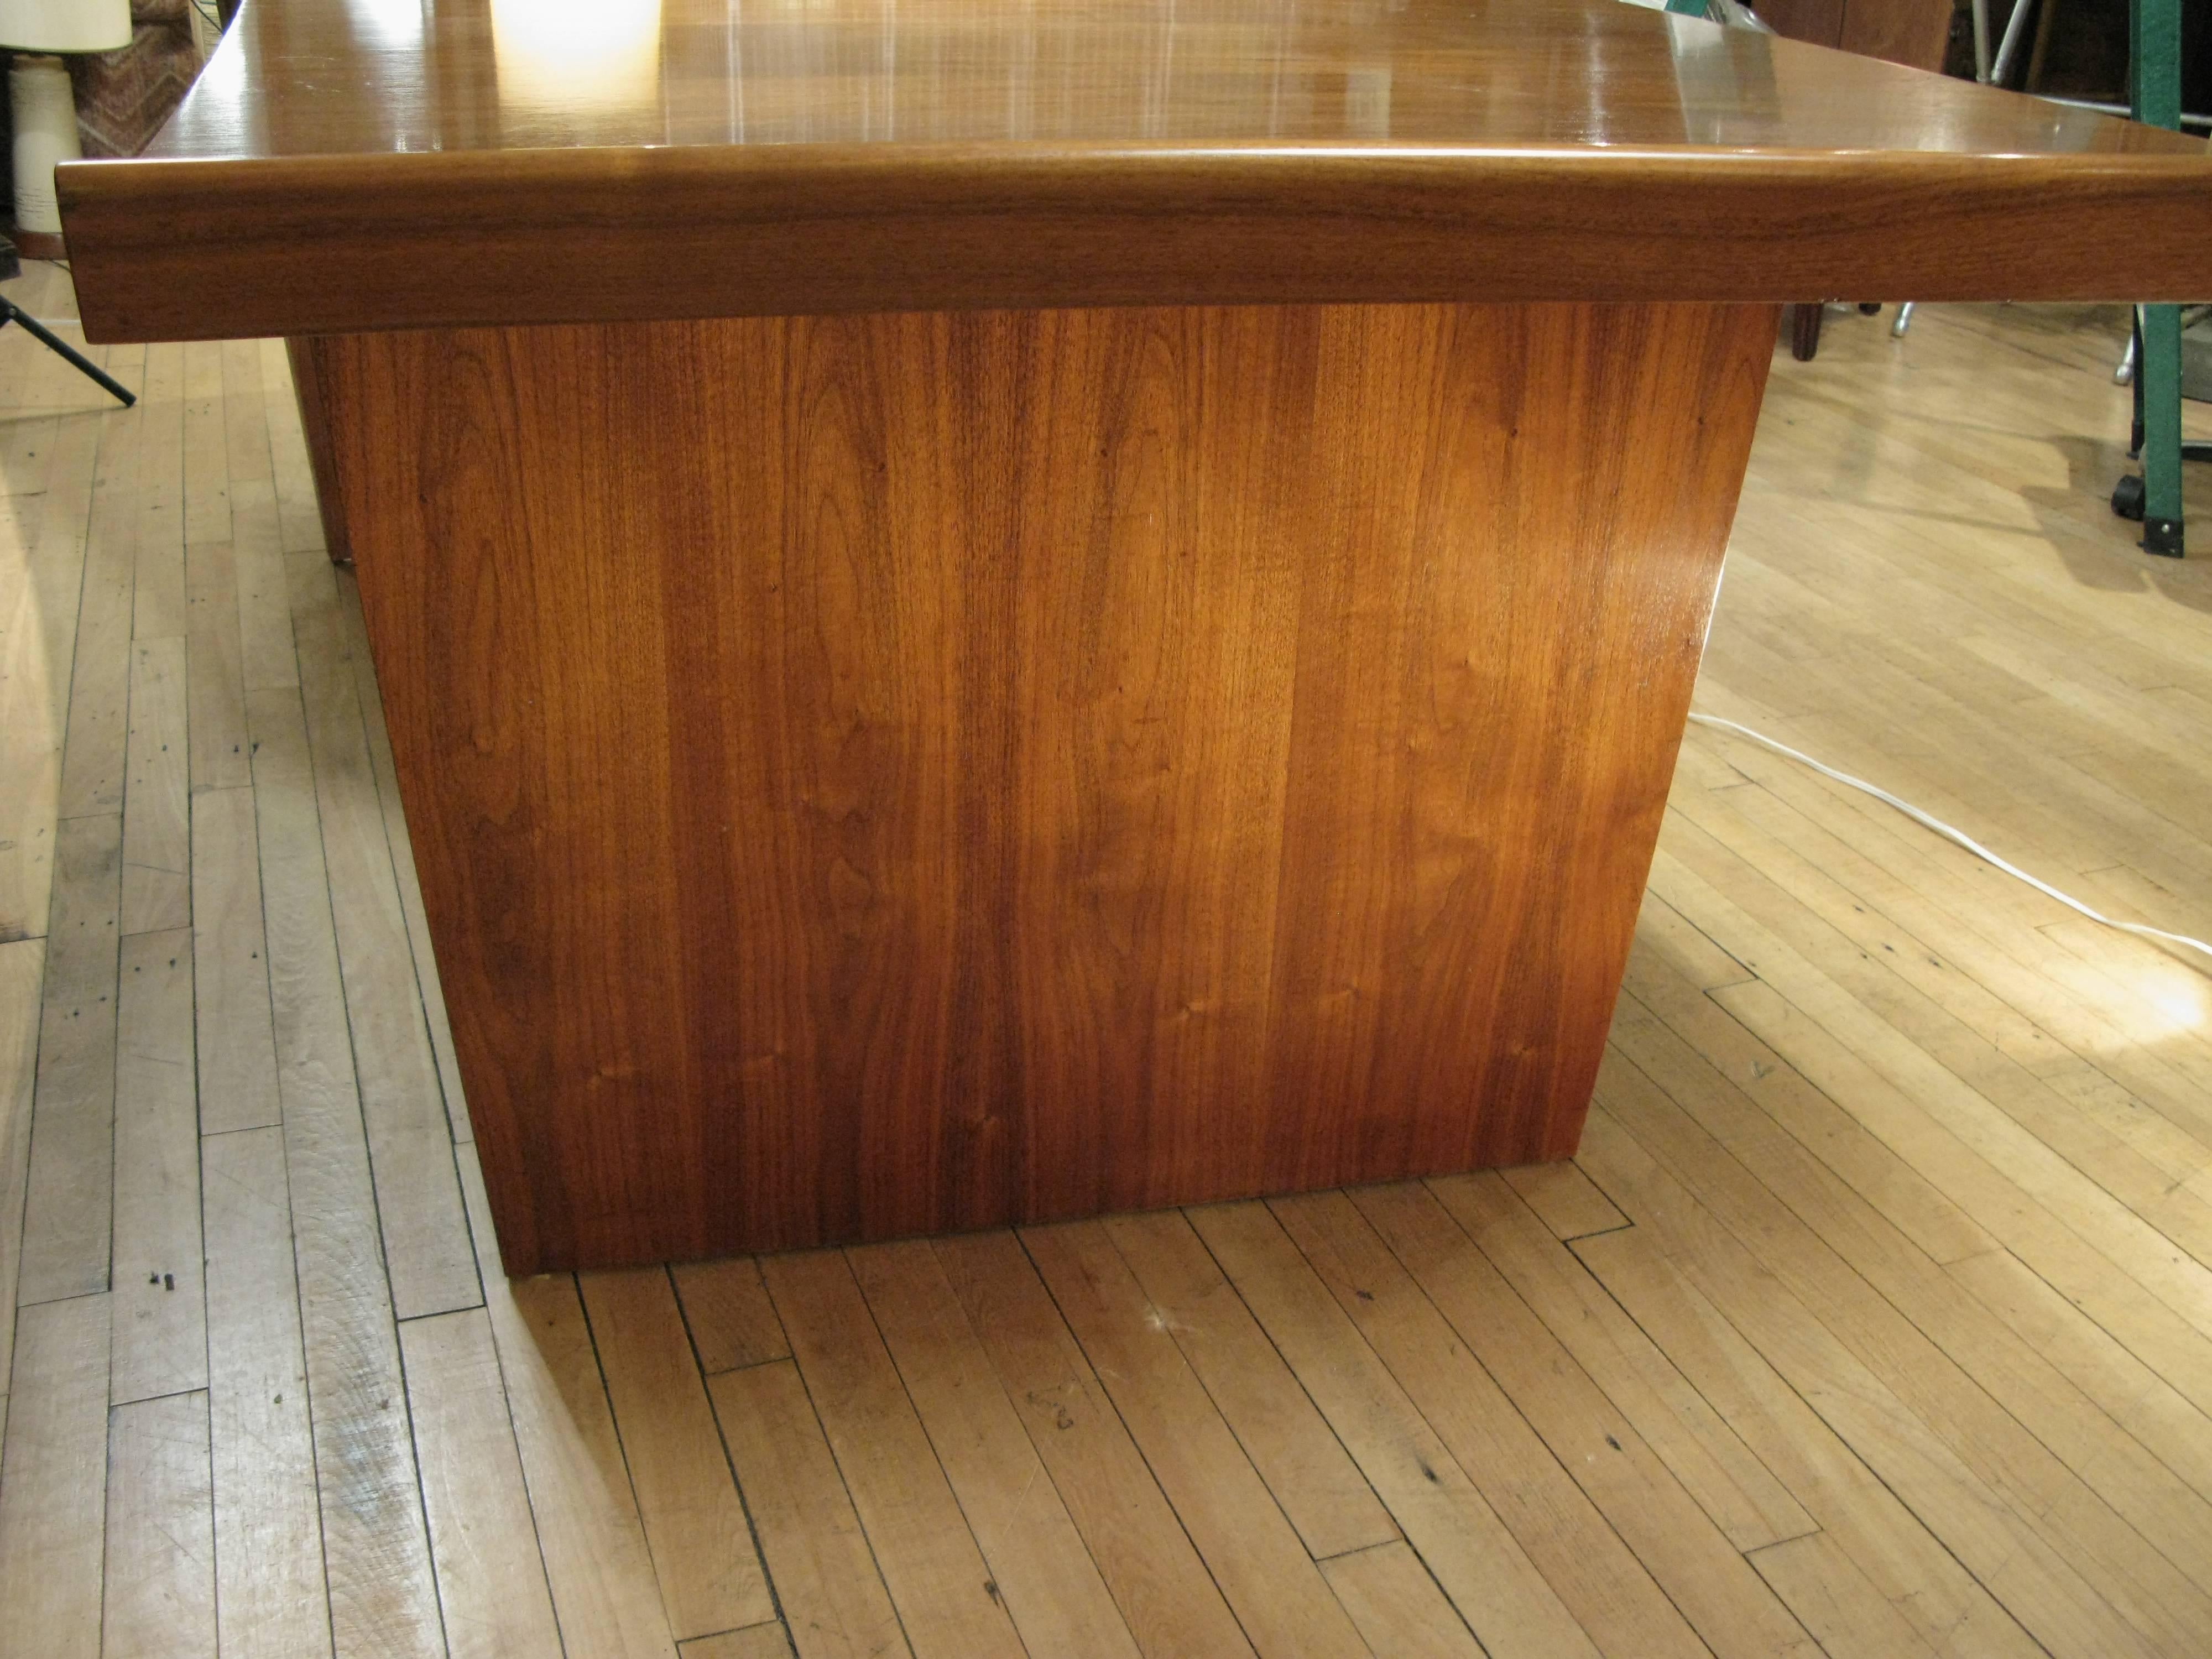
[19,287,2212,1659]
[182,341,228,545]
[331,300,1770,1271]
[232,481,295,691]
[1342,1181,1817,1659]
[1498,1161,1629,1241]
[1020,1220,1371,1659]
[1614,913,1997,1270]
[18,812,121,1303]
[184,540,251,790]
[1569,1214,2041,1659]
[63,148,2212,343]
[685,1628,797,1659]
[133,345,186,641]
[1318,1543,1486,1659]
[121,636,190,933]
[52,0,2212,340]
[760,1251,1026,1659]
[0,1295,111,1659]
[1615,899,2212,1579]
[1432,1171,1816,1556]
[1598,993,2212,1645]
[932,1229,1255,1658]
[1270,1189,1713,1659]
[579,1267,776,1639]
[453,1145,677,1659]
[189,786,280,1134]
[331,565,465,1138]
[201,1126,331,1659]
[672,1257,789,1374]
[110,927,206,1405]
[56,383,142,818]
[398,1308,565,1659]
[1746,1531,1942,1659]
[1186,1199,1599,1659]
[0,407,100,945]
[220,340,270,497]
[287,551,477,1318]
[0,938,42,1384]
[1102,1209,1399,1561]
[708,1360,913,1659]
[103,1390,217,1659]
[245,685,444,1656]
[1578,1105,2143,1657]
[847,1239,1144,1659]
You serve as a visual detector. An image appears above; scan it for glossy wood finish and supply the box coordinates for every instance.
[24,286,2212,1659]
[52,1,2212,1279]
[56,0,2212,341]
[319,300,1773,1271]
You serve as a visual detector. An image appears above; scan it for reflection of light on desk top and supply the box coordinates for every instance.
[493,0,664,113]
[345,0,422,54]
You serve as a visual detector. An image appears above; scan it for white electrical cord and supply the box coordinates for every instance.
[1686,712,2212,967]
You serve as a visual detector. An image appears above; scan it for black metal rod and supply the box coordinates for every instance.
[0,299,135,407]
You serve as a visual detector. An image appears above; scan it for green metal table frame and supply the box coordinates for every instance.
[2120,0,2204,557]
[1665,0,2193,551]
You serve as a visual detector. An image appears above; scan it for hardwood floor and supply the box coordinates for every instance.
[2,270,2211,1657]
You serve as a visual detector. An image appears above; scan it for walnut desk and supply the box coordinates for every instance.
[58,0,2212,1272]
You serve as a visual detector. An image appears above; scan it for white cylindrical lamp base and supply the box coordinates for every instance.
[10,53,80,236]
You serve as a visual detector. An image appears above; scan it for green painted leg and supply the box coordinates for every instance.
[2130,0,2185,555]
[2138,304,2185,555]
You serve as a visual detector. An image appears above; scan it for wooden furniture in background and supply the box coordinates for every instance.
[56,0,2212,1272]
[1757,0,1955,69]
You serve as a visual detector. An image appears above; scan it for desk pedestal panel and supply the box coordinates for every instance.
[311,301,1775,1273]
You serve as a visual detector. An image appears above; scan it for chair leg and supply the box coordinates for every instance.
[1992,0,2038,85]
[1790,302,1823,362]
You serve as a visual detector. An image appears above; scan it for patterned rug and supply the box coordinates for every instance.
[68,1,207,160]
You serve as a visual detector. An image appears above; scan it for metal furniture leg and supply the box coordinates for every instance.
[2133,302,2187,554]
[2112,0,2189,555]
[0,298,134,407]
[1992,0,2038,86]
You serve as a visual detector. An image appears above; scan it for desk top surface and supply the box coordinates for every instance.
[58,0,2212,338]
[138,0,2194,160]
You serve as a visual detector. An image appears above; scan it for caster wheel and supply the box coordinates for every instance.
[1858,302,1883,315]
[2112,474,2146,522]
